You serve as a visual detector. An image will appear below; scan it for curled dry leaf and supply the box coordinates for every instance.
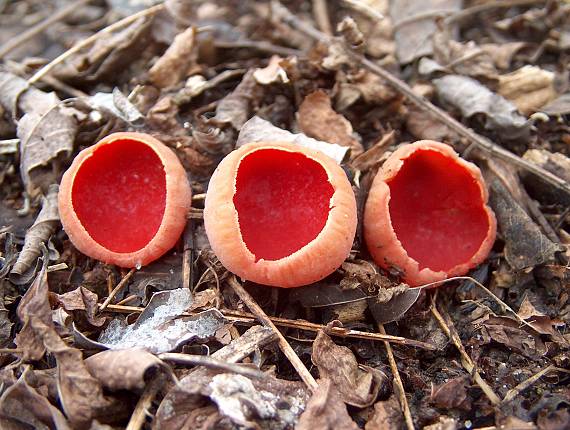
[498,66,557,115]
[312,330,389,408]
[0,71,58,120]
[480,42,527,70]
[88,88,144,125]
[298,90,363,157]
[365,396,405,430]
[480,316,547,359]
[368,284,420,325]
[54,286,106,328]
[350,131,395,172]
[149,26,196,89]
[296,379,359,430]
[430,376,471,410]
[211,69,258,129]
[434,74,529,140]
[237,116,349,164]
[97,288,226,353]
[253,55,290,85]
[0,369,72,430]
[521,149,570,206]
[540,93,570,115]
[11,184,59,281]
[489,180,559,271]
[29,317,111,427]
[85,348,165,391]
[15,253,52,361]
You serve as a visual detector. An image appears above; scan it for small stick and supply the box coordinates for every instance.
[0,348,22,355]
[125,375,162,430]
[182,219,195,289]
[378,324,414,430]
[99,268,135,312]
[159,353,268,380]
[313,0,333,36]
[431,299,501,405]
[227,276,318,391]
[270,0,570,197]
[103,303,436,349]
[115,295,138,306]
[502,365,570,403]
[27,3,165,85]
[340,0,384,21]
[0,0,92,59]
[214,40,302,57]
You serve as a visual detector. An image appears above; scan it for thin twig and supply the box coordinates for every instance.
[159,353,268,379]
[227,276,318,391]
[0,0,92,59]
[182,219,195,289]
[313,0,333,36]
[125,375,162,430]
[378,324,414,430]
[340,0,384,21]
[270,0,570,197]
[27,3,165,85]
[99,268,135,312]
[431,298,501,405]
[103,303,436,349]
[445,0,547,25]
[502,365,570,403]
[214,40,302,57]
[0,348,22,354]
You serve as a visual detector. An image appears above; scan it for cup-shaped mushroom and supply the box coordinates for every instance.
[204,141,357,288]
[364,140,496,287]
[59,132,191,268]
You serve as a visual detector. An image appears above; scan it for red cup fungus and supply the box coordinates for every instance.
[59,132,191,268]
[204,141,357,288]
[363,140,496,287]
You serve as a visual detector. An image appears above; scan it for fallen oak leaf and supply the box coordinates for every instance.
[10,184,59,282]
[312,329,389,408]
[53,286,106,328]
[298,90,363,157]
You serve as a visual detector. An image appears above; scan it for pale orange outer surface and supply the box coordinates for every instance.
[363,140,497,287]
[204,141,357,288]
[58,132,191,268]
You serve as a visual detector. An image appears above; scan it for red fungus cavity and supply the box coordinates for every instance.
[233,149,334,261]
[363,140,496,287]
[387,149,489,272]
[204,141,357,288]
[59,132,191,268]
[71,139,166,253]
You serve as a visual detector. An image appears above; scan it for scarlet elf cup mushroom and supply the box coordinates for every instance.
[204,141,357,288]
[59,132,191,268]
[364,140,496,287]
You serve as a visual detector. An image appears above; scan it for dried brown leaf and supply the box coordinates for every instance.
[149,26,196,89]
[54,286,106,328]
[11,184,59,280]
[365,396,404,430]
[0,369,71,430]
[85,348,165,391]
[29,317,111,427]
[296,379,359,430]
[489,180,559,270]
[253,55,289,85]
[298,90,363,157]
[312,330,388,407]
[0,71,58,120]
[15,255,52,361]
[430,376,471,410]
[540,93,570,115]
[498,66,557,115]
[350,131,395,172]
[212,69,257,129]
[480,42,527,70]
[481,317,547,359]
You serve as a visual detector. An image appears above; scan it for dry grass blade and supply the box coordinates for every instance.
[270,0,570,197]
[158,353,268,379]
[431,298,501,405]
[103,304,436,349]
[502,365,570,403]
[227,276,319,391]
[378,324,414,430]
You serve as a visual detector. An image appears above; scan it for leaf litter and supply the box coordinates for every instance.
[0,0,570,429]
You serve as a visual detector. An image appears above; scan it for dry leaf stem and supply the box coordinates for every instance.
[378,324,415,430]
[99,268,135,312]
[430,299,501,405]
[271,0,570,197]
[104,303,436,349]
[228,276,319,391]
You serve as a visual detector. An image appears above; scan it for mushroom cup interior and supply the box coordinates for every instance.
[387,149,490,272]
[233,148,334,261]
[71,138,167,253]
